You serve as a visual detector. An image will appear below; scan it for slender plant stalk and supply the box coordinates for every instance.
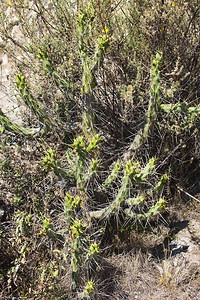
[124,52,163,160]
[0,108,36,136]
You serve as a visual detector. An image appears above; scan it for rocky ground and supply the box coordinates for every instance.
[0,49,24,125]
[104,200,200,300]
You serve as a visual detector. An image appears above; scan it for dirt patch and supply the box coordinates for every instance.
[101,204,200,299]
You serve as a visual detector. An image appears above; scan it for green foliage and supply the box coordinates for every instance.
[38,50,54,75]
[13,194,22,207]
[150,51,162,106]
[86,134,102,152]
[136,198,166,220]
[15,210,32,238]
[80,280,95,299]
[125,197,166,220]
[72,136,87,155]
[0,0,200,298]
[41,148,60,171]
[41,217,53,235]
[86,241,100,260]
[39,217,58,240]
[160,102,200,131]
[90,156,167,221]
[16,74,51,129]
[67,132,102,188]
[41,147,68,179]
[103,160,122,188]
[126,52,163,158]
[154,174,169,194]
[136,157,157,182]
[64,193,83,225]
[0,108,34,136]
[88,158,99,178]
[70,218,85,292]
[126,195,146,207]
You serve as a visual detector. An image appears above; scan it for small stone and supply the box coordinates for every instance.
[0,208,4,221]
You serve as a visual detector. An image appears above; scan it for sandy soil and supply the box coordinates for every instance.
[0,52,24,125]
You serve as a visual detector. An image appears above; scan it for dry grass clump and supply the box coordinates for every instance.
[98,245,200,300]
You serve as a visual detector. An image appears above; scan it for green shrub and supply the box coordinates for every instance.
[0,0,200,298]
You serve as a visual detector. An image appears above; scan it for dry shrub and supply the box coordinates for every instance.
[0,0,200,298]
